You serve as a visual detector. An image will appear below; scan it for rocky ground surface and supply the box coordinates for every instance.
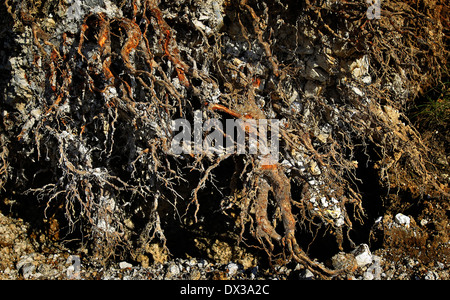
[1,210,448,280]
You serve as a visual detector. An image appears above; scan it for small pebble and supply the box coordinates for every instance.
[227,262,239,276]
[119,261,133,269]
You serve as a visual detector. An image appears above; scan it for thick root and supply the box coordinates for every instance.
[255,166,344,278]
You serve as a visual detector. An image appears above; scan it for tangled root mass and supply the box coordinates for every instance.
[1,0,448,277]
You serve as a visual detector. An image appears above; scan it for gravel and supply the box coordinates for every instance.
[0,211,448,280]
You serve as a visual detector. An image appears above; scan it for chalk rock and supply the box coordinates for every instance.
[363,255,382,280]
[119,261,133,269]
[395,213,410,228]
[227,262,239,276]
[352,244,372,268]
